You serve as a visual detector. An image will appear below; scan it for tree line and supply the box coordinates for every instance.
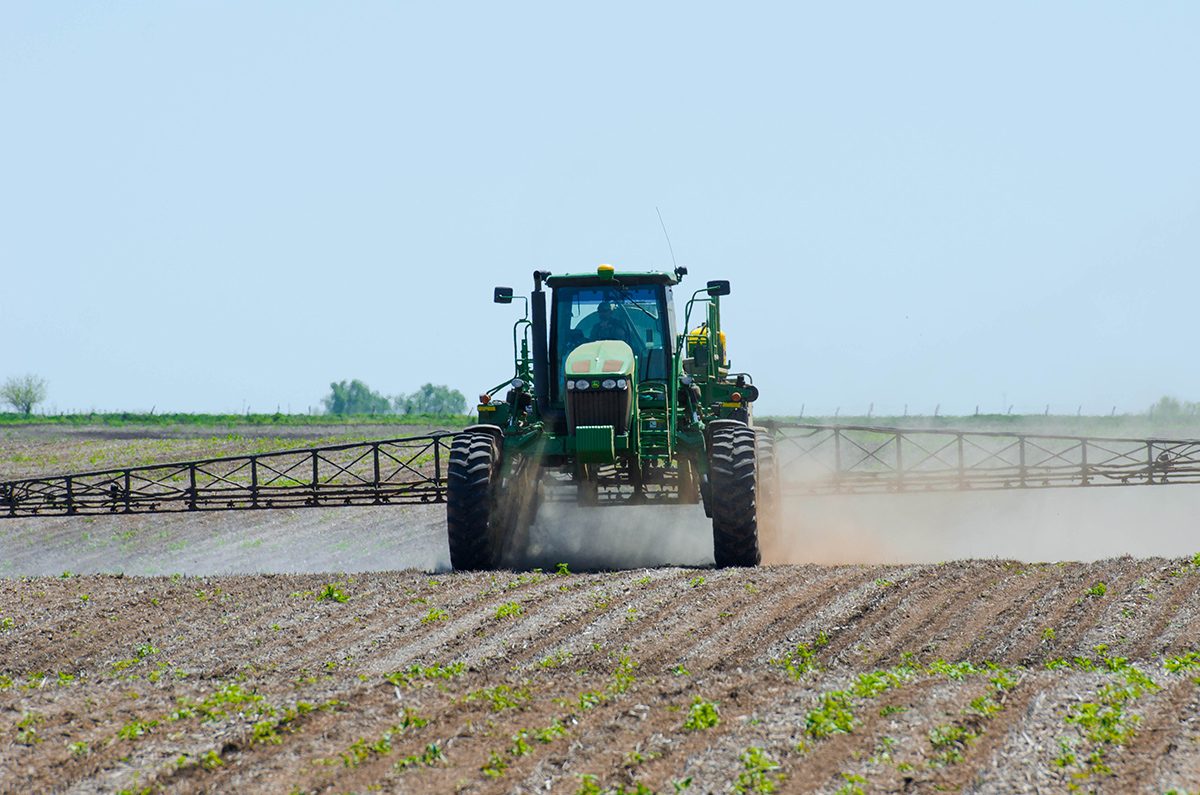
[0,374,466,417]
[320,379,466,416]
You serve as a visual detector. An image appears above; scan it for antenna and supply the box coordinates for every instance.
[656,207,681,276]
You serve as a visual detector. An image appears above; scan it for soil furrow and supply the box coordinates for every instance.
[6,558,1200,792]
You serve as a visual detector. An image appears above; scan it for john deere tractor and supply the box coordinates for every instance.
[446,265,777,570]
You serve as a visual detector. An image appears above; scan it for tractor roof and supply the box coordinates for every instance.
[545,269,679,288]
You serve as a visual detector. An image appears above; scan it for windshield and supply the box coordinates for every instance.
[550,284,669,399]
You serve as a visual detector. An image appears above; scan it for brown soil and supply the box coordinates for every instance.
[3,560,1199,794]
[3,431,1200,794]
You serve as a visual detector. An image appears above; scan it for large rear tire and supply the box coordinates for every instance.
[446,431,500,570]
[709,422,761,567]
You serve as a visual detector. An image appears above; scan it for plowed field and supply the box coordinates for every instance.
[3,430,1200,793]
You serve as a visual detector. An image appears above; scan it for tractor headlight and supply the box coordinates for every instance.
[615,378,628,390]
[602,379,617,390]
[575,379,589,390]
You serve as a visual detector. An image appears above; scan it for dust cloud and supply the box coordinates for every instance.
[0,504,453,578]
[766,485,1200,565]
[6,484,1197,578]
[505,501,714,571]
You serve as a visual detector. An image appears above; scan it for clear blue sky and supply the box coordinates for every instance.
[3,3,1197,416]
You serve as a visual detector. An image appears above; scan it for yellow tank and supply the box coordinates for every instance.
[686,326,728,365]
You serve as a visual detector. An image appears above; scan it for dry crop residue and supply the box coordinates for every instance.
[3,559,1200,793]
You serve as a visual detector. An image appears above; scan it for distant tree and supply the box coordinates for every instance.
[394,383,467,415]
[1149,396,1198,418]
[321,379,392,415]
[1,373,48,415]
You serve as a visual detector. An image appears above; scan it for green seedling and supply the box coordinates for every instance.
[1085,582,1107,597]
[1052,737,1077,768]
[386,661,465,687]
[465,683,530,712]
[495,601,523,619]
[421,607,448,623]
[610,654,639,693]
[535,718,567,743]
[969,695,1001,717]
[1066,702,1140,745]
[1166,651,1200,673]
[927,659,980,680]
[989,668,1019,692]
[851,665,916,697]
[683,697,720,731]
[395,742,446,770]
[510,730,533,756]
[805,692,854,738]
[482,749,508,778]
[117,719,159,740]
[928,724,978,765]
[734,747,781,794]
[836,773,868,795]
[318,583,349,603]
[773,642,821,680]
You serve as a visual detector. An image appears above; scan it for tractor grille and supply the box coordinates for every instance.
[567,389,631,436]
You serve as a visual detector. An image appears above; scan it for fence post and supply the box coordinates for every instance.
[957,433,965,489]
[895,432,904,491]
[1019,437,1026,488]
[188,463,197,510]
[66,475,76,515]
[251,456,259,508]
[124,470,132,513]
[434,438,443,501]
[373,443,381,503]
[833,428,842,491]
[1080,440,1089,485]
[311,450,320,503]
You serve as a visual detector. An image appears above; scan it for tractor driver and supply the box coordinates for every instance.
[590,301,632,344]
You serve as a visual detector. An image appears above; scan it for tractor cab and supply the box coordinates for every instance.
[546,267,679,406]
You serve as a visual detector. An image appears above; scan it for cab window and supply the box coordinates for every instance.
[550,285,669,399]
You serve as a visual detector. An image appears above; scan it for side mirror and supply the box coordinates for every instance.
[706,279,730,296]
[494,286,514,304]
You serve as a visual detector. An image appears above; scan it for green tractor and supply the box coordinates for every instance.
[445,264,777,570]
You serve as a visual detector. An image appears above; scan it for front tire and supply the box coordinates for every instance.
[709,422,761,567]
[446,431,500,570]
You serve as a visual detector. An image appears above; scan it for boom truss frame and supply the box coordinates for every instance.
[770,423,1200,495]
[4,425,1200,518]
[1,435,452,517]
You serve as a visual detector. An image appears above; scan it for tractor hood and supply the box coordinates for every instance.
[564,340,635,378]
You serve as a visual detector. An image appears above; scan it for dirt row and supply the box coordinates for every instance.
[3,558,1200,793]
